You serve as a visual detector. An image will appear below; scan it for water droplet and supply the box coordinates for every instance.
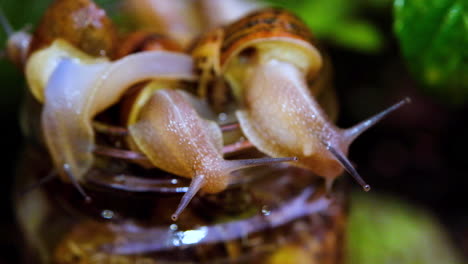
[218,113,227,122]
[114,174,125,183]
[101,209,114,220]
[170,224,178,231]
[363,185,371,192]
[261,205,271,216]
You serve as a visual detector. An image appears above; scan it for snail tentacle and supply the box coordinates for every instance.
[63,164,92,203]
[223,157,297,172]
[93,145,149,162]
[342,97,411,145]
[93,121,129,136]
[172,174,206,221]
[0,7,13,36]
[323,142,370,192]
[222,140,254,155]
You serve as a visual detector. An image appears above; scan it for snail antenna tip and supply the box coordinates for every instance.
[325,143,371,192]
[63,165,92,203]
[172,174,206,221]
[225,156,297,172]
[344,97,411,144]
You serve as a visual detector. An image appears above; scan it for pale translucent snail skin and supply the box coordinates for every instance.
[129,89,296,220]
[233,55,409,190]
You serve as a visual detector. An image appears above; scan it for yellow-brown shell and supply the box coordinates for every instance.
[219,8,318,69]
[190,28,224,98]
[29,0,117,57]
[192,8,323,102]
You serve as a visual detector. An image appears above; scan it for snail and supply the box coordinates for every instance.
[192,8,410,191]
[127,88,296,220]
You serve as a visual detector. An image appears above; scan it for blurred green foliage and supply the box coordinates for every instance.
[348,192,463,264]
[263,0,387,53]
[394,0,468,105]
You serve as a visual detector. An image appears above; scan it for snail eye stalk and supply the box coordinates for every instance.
[343,97,411,145]
[0,7,13,36]
[63,165,92,203]
[324,143,370,192]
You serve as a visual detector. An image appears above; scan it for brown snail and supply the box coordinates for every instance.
[192,8,410,191]
[114,33,296,220]
[127,88,296,220]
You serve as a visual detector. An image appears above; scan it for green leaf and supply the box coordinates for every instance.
[394,0,468,105]
[348,192,464,264]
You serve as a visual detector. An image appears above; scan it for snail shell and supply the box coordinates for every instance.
[28,0,117,57]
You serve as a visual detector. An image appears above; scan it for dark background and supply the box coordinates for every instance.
[0,0,466,263]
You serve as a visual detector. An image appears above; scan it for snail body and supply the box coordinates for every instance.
[193,8,409,190]
[128,89,295,220]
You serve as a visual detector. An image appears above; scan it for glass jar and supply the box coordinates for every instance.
[15,96,348,264]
